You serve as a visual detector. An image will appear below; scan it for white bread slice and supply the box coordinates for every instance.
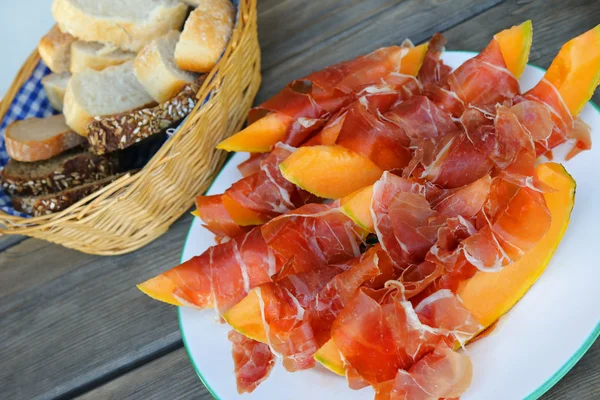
[51,0,188,52]
[70,41,136,73]
[5,114,86,162]
[38,26,75,74]
[63,61,155,135]
[182,0,201,5]
[175,0,235,73]
[42,73,71,112]
[134,31,198,103]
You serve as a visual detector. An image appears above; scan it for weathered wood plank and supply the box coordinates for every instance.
[0,213,195,400]
[255,0,504,102]
[443,0,600,103]
[76,348,209,400]
[0,234,26,252]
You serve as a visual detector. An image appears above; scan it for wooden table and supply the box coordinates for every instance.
[2,0,599,399]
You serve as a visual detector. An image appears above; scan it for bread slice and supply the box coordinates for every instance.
[1,147,118,197]
[42,72,71,111]
[5,114,86,162]
[38,25,75,74]
[52,0,188,52]
[175,0,235,73]
[63,61,156,135]
[134,31,198,103]
[12,170,136,216]
[70,41,136,73]
[87,79,202,154]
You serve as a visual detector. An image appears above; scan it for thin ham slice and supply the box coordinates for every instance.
[418,33,452,86]
[375,341,473,400]
[445,38,520,112]
[157,203,364,314]
[253,245,383,372]
[194,195,249,239]
[250,46,410,146]
[229,330,275,394]
[518,79,592,159]
[331,288,480,389]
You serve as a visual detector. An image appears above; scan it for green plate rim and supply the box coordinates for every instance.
[177,50,600,400]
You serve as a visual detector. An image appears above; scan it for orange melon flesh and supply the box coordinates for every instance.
[340,185,375,232]
[494,20,533,78]
[314,162,576,375]
[544,25,600,116]
[137,275,183,307]
[222,289,267,343]
[279,146,383,199]
[399,43,429,76]
[216,44,429,153]
[222,194,267,226]
[216,113,294,153]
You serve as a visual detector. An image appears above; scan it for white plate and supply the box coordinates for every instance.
[178,51,600,400]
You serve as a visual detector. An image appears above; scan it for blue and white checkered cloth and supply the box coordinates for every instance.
[0,61,58,217]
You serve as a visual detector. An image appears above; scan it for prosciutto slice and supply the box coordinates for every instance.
[157,203,364,314]
[229,330,275,394]
[418,33,452,86]
[374,341,473,400]
[254,245,383,372]
[518,79,592,159]
[196,144,317,238]
[250,46,410,146]
[331,288,481,389]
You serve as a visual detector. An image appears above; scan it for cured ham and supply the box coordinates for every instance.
[418,33,452,86]
[229,330,275,394]
[250,46,414,147]
[254,245,384,372]
[145,203,364,314]
[330,287,481,389]
[196,144,316,237]
[374,341,473,400]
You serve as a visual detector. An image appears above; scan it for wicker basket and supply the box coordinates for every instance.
[0,0,261,255]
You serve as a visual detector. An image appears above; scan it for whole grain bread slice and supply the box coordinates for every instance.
[87,78,203,154]
[1,147,118,196]
[13,170,138,217]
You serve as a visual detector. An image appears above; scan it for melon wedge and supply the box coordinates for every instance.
[494,20,533,78]
[216,44,429,154]
[216,113,294,153]
[222,194,268,226]
[315,162,576,375]
[544,25,600,116]
[137,275,182,307]
[222,289,266,343]
[280,146,383,199]
[340,185,375,232]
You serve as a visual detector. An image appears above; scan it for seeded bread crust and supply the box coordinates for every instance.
[13,170,137,216]
[87,79,202,154]
[1,148,118,196]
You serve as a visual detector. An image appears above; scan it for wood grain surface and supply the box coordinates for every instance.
[1,0,599,399]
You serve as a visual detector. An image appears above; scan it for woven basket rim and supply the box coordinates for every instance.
[0,0,256,235]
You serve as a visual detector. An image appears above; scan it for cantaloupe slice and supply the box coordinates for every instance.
[216,113,295,153]
[279,146,383,199]
[494,20,533,78]
[137,275,183,307]
[222,194,268,226]
[222,289,266,343]
[543,25,600,116]
[314,162,576,375]
[340,185,375,232]
[216,44,429,153]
